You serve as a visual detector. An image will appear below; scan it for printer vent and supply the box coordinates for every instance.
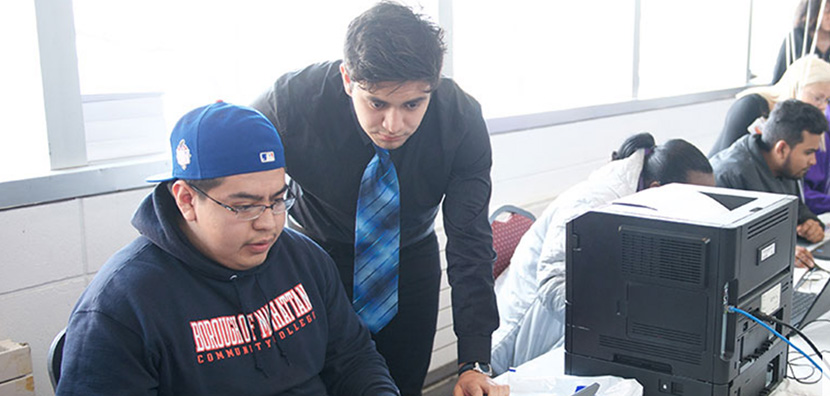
[747,207,789,240]
[620,229,706,285]
[600,335,701,366]
[630,322,704,347]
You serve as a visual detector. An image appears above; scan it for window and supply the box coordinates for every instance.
[451,0,635,119]
[1,0,49,182]
[450,0,805,119]
[72,0,438,162]
[749,0,803,84]
[637,0,750,99]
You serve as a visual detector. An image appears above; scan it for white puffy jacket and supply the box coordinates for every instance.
[491,150,645,374]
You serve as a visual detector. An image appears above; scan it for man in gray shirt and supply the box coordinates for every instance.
[711,99,827,267]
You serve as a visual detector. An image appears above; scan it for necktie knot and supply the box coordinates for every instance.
[374,146,390,160]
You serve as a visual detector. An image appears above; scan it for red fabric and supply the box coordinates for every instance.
[491,213,534,279]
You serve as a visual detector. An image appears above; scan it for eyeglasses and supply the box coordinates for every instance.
[810,94,830,106]
[799,86,830,107]
[188,183,295,221]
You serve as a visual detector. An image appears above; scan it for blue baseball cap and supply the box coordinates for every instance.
[147,102,285,182]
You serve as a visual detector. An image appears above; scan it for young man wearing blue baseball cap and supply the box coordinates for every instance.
[56,102,399,396]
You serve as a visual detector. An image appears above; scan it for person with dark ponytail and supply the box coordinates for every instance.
[490,133,714,375]
[615,133,715,189]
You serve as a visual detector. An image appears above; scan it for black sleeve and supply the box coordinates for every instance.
[771,29,806,84]
[772,38,789,85]
[797,199,823,226]
[442,110,499,365]
[251,82,285,137]
[709,96,767,157]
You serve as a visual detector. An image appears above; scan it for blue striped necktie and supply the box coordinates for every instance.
[353,145,400,333]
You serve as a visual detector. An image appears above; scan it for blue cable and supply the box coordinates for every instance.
[727,306,824,374]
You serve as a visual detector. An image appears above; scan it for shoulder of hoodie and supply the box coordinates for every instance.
[70,235,180,323]
[74,229,337,317]
[270,228,336,270]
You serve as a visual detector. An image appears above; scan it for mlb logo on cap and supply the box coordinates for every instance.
[147,102,285,182]
[260,151,276,163]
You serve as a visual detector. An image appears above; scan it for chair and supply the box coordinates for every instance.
[47,327,66,391]
[489,205,536,280]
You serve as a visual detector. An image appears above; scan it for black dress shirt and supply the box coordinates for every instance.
[251,61,498,364]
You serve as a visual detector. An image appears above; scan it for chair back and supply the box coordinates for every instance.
[48,328,66,391]
[490,205,536,279]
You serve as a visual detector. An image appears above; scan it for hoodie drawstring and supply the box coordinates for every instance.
[254,274,291,366]
[229,274,290,379]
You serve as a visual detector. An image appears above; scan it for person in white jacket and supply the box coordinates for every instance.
[490,132,715,374]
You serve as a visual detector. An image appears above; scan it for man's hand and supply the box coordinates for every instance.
[453,371,509,396]
[797,219,824,243]
[795,245,816,269]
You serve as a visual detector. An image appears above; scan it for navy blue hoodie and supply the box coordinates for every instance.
[57,184,399,396]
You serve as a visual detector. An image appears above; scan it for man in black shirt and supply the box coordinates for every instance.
[251,3,506,396]
[711,99,826,268]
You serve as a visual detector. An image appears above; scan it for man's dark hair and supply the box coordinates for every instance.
[613,132,713,186]
[343,1,446,91]
[762,99,828,150]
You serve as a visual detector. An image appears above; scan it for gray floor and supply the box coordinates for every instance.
[422,375,456,396]
[421,362,457,396]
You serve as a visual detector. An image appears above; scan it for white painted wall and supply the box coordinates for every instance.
[0,98,731,395]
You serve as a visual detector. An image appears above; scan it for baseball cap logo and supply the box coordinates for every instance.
[260,151,275,163]
[176,139,192,170]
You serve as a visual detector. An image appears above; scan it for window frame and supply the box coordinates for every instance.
[35,0,87,170]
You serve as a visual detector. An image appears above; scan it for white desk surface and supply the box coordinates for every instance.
[493,347,643,396]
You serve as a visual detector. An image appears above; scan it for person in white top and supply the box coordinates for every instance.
[490,133,715,375]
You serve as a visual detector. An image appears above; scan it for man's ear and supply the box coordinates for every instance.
[648,180,661,189]
[171,180,198,221]
[772,140,791,162]
[340,63,354,96]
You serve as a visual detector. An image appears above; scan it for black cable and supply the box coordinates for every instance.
[787,349,829,384]
[754,311,824,361]
[806,318,830,326]
[788,359,818,383]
